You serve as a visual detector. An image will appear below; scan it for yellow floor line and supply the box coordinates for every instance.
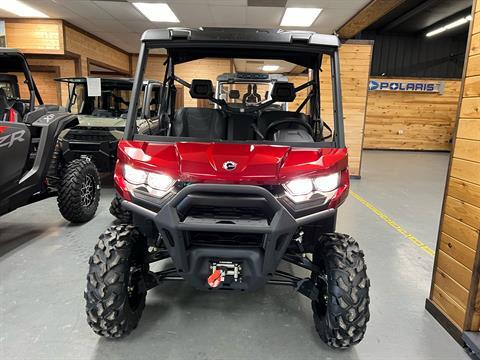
[350,190,435,257]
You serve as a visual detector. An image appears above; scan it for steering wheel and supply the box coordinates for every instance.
[264,118,314,140]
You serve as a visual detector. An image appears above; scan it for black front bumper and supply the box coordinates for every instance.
[123,184,335,291]
[60,133,118,172]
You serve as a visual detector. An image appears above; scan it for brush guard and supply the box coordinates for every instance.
[123,183,332,295]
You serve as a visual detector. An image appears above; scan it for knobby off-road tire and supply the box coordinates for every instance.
[109,194,132,223]
[85,225,148,338]
[57,159,100,223]
[312,233,370,349]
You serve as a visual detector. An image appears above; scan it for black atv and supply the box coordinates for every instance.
[55,77,162,222]
[0,49,100,223]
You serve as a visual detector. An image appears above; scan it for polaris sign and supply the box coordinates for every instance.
[368,79,445,94]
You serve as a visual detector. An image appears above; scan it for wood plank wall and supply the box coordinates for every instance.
[13,68,61,105]
[320,42,373,177]
[428,0,480,336]
[4,19,64,54]
[364,78,461,150]
[27,58,77,105]
[64,25,130,76]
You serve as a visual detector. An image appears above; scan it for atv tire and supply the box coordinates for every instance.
[110,194,132,223]
[57,159,100,223]
[311,233,370,349]
[85,225,148,338]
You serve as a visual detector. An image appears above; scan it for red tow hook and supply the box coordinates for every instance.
[207,269,223,288]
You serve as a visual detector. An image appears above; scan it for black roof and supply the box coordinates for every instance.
[141,27,340,47]
[140,28,339,68]
[0,48,30,72]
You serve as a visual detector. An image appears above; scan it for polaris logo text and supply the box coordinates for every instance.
[0,129,26,148]
[368,80,444,93]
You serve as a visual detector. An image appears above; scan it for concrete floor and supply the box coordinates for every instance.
[0,150,470,360]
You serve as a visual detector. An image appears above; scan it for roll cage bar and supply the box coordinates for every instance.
[124,28,345,148]
[0,49,43,109]
[57,77,161,119]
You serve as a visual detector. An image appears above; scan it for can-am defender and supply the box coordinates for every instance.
[0,49,100,222]
[85,28,370,348]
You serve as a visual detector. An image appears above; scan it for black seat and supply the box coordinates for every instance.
[257,111,310,138]
[0,88,21,122]
[172,108,227,139]
[12,100,27,119]
[0,88,10,121]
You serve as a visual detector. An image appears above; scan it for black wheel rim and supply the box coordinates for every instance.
[126,264,146,310]
[80,174,95,207]
[313,273,329,317]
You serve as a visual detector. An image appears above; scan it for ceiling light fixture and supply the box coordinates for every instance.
[133,3,179,23]
[0,0,48,18]
[280,8,322,27]
[262,65,280,72]
[426,15,472,37]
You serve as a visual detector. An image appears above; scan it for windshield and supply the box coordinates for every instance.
[0,80,16,97]
[63,81,161,119]
[125,42,344,147]
[216,77,287,111]
[66,83,131,118]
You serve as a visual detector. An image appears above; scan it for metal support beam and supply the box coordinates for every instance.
[381,0,441,32]
[337,0,408,39]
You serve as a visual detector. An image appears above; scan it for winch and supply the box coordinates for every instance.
[207,261,242,288]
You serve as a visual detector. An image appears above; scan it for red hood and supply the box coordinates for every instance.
[117,140,348,185]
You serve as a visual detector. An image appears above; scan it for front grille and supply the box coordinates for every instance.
[70,143,100,152]
[64,130,116,142]
[186,205,268,222]
[188,231,264,248]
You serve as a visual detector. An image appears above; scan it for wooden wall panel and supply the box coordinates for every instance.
[132,55,167,81]
[320,42,373,177]
[429,0,480,335]
[364,79,461,150]
[27,58,76,106]
[64,26,130,76]
[5,19,63,54]
[14,68,60,105]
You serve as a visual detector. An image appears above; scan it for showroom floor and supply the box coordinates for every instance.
[0,151,470,360]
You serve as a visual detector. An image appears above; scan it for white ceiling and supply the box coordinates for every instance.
[1,0,371,53]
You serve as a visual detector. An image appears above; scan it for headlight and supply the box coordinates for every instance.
[284,178,314,196]
[147,172,174,191]
[284,172,340,202]
[124,164,147,185]
[123,164,175,196]
[313,173,340,192]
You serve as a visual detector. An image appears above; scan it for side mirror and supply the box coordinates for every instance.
[229,89,240,100]
[270,82,296,102]
[189,79,214,99]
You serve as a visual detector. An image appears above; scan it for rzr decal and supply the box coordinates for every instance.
[0,129,26,148]
[0,126,7,134]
